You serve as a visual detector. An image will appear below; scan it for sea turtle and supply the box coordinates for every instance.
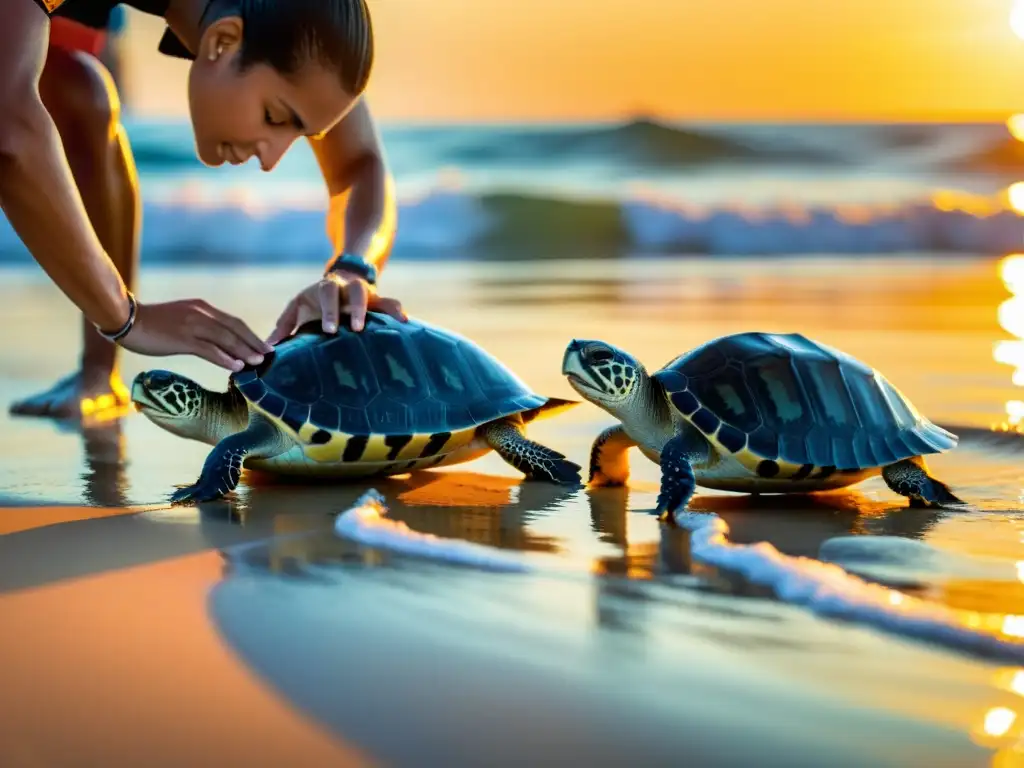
[561,331,964,521]
[131,313,581,504]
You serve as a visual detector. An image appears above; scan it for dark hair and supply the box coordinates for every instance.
[210,0,375,95]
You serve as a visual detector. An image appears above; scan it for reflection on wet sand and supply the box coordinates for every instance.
[588,484,943,606]
[589,486,671,579]
[79,422,131,508]
[224,471,576,576]
[590,481,938,571]
[0,419,148,537]
[225,467,926,589]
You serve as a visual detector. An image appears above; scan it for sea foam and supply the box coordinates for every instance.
[333,489,1024,664]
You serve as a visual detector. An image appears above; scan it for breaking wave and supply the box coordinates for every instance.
[0,185,1017,264]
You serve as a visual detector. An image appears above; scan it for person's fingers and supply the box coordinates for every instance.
[318,279,342,333]
[195,342,245,372]
[373,297,407,321]
[195,322,266,367]
[266,298,300,346]
[294,301,320,331]
[342,280,369,332]
[204,305,274,356]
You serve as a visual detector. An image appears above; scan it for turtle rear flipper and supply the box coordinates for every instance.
[171,416,285,505]
[589,424,637,486]
[482,420,581,485]
[881,457,964,508]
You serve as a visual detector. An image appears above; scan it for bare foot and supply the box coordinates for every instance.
[9,371,131,421]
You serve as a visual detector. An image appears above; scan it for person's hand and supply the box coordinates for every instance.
[266,271,407,346]
[120,299,273,372]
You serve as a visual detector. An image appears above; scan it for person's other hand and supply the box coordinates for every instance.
[120,299,273,372]
[266,271,407,346]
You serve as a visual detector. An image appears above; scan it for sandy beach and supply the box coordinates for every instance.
[3,256,1024,766]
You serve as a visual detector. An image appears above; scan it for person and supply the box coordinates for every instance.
[3,0,406,419]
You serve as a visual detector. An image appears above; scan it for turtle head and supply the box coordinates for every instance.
[562,339,645,414]
[131,370,244,445]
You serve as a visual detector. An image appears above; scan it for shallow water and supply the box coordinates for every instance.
[3,256,1024,765]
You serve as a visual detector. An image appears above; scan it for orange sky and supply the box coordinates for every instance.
[122,0,1024,122]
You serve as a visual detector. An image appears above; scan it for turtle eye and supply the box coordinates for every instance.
[144,371,175,390]
[587,347,614,364]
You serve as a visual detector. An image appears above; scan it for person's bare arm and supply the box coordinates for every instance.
[309,98,397,275]
[0,0,271,370]
[267,100,404,344]
[0,0,129,330]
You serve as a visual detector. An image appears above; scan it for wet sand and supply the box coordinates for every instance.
[3,256,1024,765]
[0,552,369,767]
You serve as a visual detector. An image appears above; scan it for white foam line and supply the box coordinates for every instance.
[674,510,1024,662]
[333,489,1024,662]
[333,489,544,574]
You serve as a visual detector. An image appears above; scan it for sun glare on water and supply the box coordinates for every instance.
[1009,115,1024,142]
[1013,1,1024,39]
[1008,183,1024,214]
[995,256,1024,428]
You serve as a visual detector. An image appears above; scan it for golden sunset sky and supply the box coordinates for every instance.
[121,0,1024,122]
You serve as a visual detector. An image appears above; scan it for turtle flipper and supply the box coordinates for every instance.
[881,457,964,508]
[482,420,582,485]
[589,424,637,486]
[655,432,707,523]
[171,416,283,505]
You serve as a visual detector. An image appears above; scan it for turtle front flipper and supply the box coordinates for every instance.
[654,434,697,522]
[589,424,637,486]
[655,430,713,522]
[171,416,284,505]
[482,420,582,485]
[881,457,965,508]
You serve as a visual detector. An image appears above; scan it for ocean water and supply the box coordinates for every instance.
[0,117,1021,263]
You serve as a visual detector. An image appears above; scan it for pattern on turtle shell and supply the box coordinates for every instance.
[652,332,957,475]
[230,314,546,451]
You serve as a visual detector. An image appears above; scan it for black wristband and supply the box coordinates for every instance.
[96,291,138,343]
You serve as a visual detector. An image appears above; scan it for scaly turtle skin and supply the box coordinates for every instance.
[132,314,581,504]
[561,331,964,522]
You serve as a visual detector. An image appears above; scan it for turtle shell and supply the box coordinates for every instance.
[229,314,547,438]
[652,331,957,473]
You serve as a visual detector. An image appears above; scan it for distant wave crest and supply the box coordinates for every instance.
[119,117,1018,175]
[434,118,840,167]
[0,186,1019,263]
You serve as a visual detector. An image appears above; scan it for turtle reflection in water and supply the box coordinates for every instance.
[132,314,581,503]
[562,331,964,522]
